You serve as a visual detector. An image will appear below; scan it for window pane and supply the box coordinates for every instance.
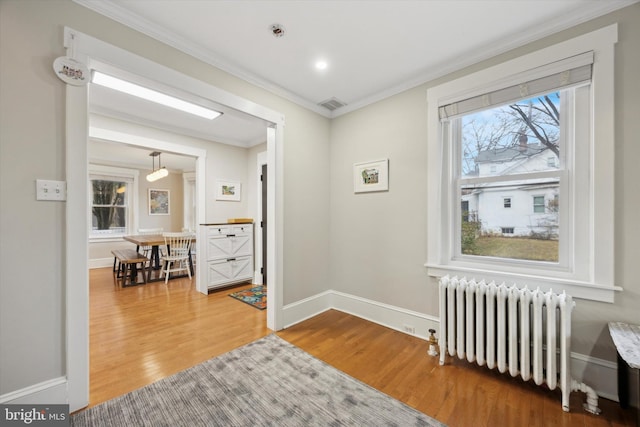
[461,179,559,262]
[91,179,127,235]
[91,180,127,206]
[92,207,126,233]
[461,92,561,179]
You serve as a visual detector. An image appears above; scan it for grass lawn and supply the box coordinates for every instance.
[464,236,558,262]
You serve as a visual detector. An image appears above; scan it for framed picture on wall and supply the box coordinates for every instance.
[149,189,170,215]
[216,180,241,201]
[353,159,389,193]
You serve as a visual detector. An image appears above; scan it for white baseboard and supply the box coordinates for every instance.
[89,257,114,269]
[282,291,333,328]
[282,289,621,403]
[0,377,67,405]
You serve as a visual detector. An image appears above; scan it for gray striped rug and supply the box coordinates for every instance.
[72,334,444,426]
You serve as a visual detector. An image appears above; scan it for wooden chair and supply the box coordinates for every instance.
[138,227,164,258]
[160,232,193,284]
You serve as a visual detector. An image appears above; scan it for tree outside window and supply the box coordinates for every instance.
[91,180,127,235]
[458,90,561,262]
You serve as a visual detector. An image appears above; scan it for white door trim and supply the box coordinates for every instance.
[64,27,285,412]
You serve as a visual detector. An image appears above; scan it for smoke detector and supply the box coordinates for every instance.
[270,24,285,38]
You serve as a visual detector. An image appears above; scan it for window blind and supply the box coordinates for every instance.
[438,51,593,120]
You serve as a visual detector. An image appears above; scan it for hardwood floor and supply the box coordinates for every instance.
[89,267,635,426]
[279,310,636,427]
[89,267,269,406]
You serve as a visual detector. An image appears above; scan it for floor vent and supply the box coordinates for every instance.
[318,97,347,111]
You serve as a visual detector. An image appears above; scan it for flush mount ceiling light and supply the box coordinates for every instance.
[146,151,169,182]
[91,71,222,120]
[270,24,285,38]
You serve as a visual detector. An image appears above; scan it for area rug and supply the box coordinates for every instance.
[71,334,444,427]
[229,285,266,310]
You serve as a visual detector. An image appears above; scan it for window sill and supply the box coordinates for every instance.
[425,262,621,303]
[89,236,126,244]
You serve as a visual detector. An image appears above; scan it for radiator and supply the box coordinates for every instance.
[438,275,600,414]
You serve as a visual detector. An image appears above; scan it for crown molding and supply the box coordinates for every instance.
[331,0,637,118]
[75,0,637,120]
[72,0,331,118]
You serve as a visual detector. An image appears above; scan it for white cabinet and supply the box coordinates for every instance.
[202,223,253,290]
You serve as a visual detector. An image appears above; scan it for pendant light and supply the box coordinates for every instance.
[146,151,169,182]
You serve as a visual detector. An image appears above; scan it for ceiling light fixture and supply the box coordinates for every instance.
[146,151,169,182]
[270,24,285,38]
[91,71,222,120]
[315,60,328,71]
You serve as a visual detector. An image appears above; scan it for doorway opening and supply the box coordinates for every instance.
[65,27,284,411]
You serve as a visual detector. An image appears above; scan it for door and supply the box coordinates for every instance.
[261,163,267,285]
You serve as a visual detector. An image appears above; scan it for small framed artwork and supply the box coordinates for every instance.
[353,159,389,193]
[149,189,170,215]
[216,180,241,201]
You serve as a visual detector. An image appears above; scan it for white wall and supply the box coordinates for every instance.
[328,4,640,364]
[0,0,331,397]
[3,0,637,405]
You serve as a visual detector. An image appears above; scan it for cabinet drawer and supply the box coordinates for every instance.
[207,224,253,237]
[206,256,253,288]
[206,233,252,260]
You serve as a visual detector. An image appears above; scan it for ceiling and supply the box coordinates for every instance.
[77,0,635,118]
[80,0,636,170]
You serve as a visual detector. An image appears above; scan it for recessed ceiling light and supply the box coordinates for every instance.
[315,60,328,71]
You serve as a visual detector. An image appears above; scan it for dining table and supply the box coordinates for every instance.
[123,234,196,279]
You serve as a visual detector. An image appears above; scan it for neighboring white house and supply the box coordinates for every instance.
[461,142,559,238]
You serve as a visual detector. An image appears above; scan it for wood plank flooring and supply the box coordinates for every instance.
[89,267,269,406]
[89,267,635,426]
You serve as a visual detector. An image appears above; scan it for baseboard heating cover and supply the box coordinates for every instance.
[438,275,600,414]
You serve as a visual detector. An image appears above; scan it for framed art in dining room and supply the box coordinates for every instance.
[216,180,241,201]
[353,159,389,193]
[148,189,170,215]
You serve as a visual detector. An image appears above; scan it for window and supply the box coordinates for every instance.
[89,165,139,240]
[426,25,617,302]
[91,180,128,235]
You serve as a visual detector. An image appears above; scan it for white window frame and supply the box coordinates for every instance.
[89,164,139,242]
[533,195,546,213]
[426,25,619,302]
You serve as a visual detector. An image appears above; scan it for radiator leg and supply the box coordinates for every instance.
[571,379,601,415]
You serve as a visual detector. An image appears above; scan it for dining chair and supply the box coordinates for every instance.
[182,228,197,268]
[138,227,164,258]
[160,231,193,284]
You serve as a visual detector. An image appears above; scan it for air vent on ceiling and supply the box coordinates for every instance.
[318,97,347,111]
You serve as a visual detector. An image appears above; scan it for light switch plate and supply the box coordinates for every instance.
[36,179,67,201]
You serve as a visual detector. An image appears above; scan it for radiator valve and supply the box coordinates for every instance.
[427,329,439,357]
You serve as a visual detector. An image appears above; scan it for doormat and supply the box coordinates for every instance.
[229,285,266,310]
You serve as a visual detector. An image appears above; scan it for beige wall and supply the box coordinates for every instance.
[1,0,637,400]
[88,166,185,263]
[329,4,640,361]
[0,0,331,395]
